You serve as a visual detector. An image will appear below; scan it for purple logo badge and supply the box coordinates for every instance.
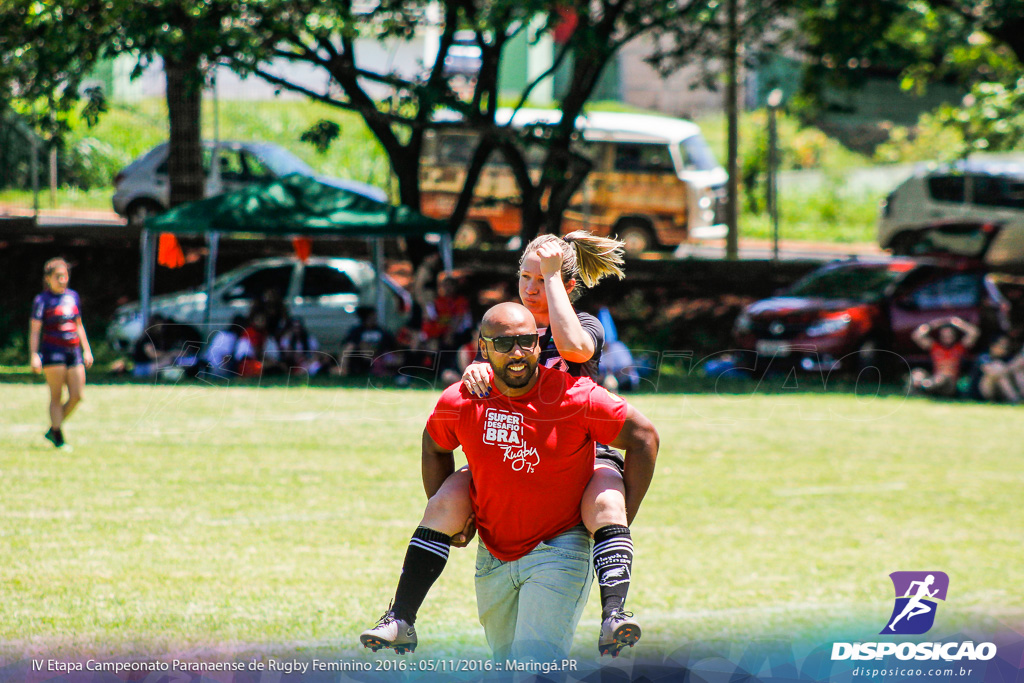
[882,571,949,635]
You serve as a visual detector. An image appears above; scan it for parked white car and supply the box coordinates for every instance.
[878,159,1024,267]
[113,141,387,225]
[107,257,410,352]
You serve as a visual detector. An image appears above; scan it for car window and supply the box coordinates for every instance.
[786,264,905,302]
[243,151,275,181]
[223,265,293,301]
[301,266,359,297]
[155,148,214,177]
[679,134,720,172]
[927,175,965,203]
[218,148,246,181]
[436,133,475,166]
[908,273,980,310]
[614,143,675,173]
[972,174,1024,209]
[897,223,993,259]
[432,132,548,170]
[255,145,316,177]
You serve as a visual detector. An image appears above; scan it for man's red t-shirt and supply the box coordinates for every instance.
[426,365,628,562]
[931,342,966,379]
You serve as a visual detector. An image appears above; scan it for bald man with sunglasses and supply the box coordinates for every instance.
[364,302,659,663]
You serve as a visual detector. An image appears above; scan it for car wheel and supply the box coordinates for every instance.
[126,199,165,227]
[454,221,491,249]
[617,222,656,255]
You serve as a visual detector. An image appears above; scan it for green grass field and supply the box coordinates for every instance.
[1,382,1021,664]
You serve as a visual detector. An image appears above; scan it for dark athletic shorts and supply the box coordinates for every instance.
[40,345,83,367]
[595,443,624,474]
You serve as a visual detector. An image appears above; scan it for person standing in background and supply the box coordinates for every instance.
[28,258,93,449]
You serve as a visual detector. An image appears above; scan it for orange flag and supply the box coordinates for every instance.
[292,237,312,262]
[158,233,186,269]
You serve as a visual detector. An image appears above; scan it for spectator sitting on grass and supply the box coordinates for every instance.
[976,335,1024,404]
[254,286,289,341]
[199,315,247,378]
[235,311,285,377]
[278,316,323,376]
[131,314,179,378]
[909,316,980,398]
[338,306,396,378]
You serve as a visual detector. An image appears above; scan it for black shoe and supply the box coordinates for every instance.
[44,428,65,449]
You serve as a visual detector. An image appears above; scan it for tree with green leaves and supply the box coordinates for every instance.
[0,2,111,185]
[795,0,1024,157]
[2,1,270,212]
[238,0,761,241]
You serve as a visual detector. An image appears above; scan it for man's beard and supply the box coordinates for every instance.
[494,360,537,388]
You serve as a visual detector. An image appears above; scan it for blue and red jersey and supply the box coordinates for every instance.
[31,289,82,348]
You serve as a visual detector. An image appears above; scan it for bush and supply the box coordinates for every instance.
[873,111,966,163]
[60,136,128,189]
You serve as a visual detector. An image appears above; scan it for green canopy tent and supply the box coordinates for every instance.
[141,173,452,333]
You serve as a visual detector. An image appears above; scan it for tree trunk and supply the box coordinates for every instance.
[725,0,740,260]
[164,53,205,208]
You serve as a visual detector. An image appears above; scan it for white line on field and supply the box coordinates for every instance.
[773,482,906,497]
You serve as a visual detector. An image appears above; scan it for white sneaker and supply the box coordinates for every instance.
[598,610,641,657]
[360,611,418,654]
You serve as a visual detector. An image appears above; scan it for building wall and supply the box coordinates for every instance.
[100,36,436,103]
[616,36,729,118]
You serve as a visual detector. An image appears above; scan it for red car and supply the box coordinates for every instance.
[732,248,1010,374]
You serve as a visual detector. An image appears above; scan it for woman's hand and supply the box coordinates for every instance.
[535,240,564,279]
[462,361,492,397]
[83,350,94,369]
[30,354,42,374]
[450,513,477,548]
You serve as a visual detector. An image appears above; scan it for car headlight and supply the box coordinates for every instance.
[734,311,753,334]
[805,314,852,337]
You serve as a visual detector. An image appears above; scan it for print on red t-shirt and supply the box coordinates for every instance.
[426,365,628,562]
[482,408,538,473]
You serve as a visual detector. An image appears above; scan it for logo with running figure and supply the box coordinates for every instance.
[882,571,949,635]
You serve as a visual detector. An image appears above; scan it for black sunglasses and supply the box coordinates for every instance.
[481,334,539,353]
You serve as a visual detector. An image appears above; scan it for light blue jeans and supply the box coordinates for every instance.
[475,525,593,662]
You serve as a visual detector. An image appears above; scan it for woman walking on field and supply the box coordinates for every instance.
[28,258,93,449]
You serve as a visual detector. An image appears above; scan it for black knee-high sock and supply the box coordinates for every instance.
[593,524,633,618]
[391,526,451,624]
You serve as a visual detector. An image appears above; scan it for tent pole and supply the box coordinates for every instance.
[139,228,153,335]
[439,232,454,274]
[204,232,220,335]
[373,238,386,325]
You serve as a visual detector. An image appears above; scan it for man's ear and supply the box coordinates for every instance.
[565,277,577,295]
[478,338,489,360]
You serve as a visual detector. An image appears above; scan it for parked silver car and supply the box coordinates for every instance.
[112,141,387,225]
[107,257,410,352]
[879,159,1024,267]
